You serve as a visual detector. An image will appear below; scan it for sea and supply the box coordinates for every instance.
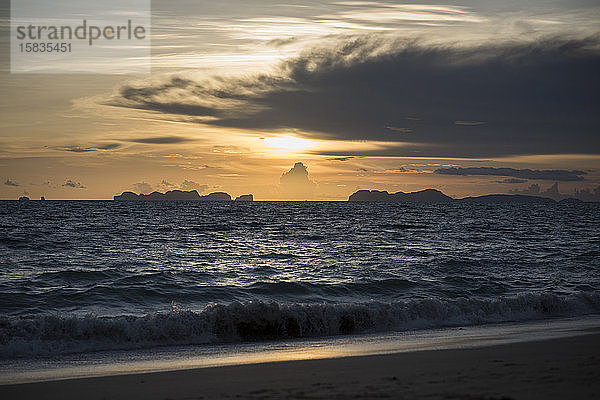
[1,200,599,382]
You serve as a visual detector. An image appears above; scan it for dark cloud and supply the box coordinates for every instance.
[4,179,19,187]
[111,35,600,157]
[55,143,121,153]
[385,126,413,133]
[95,143,122,150]
[435,167,586,181]
[454,121,487,126]
[496,178,528,184]
[62,179,86,189]
[57,146,95,153]
[127,136,194,144]
[328,156,355,161]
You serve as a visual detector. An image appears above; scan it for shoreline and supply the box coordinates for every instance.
[2,315,599,385]
[1,332,599,399]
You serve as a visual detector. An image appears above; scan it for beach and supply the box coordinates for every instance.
[2,332,599,400]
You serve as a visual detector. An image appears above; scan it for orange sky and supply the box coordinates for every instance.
[1,1,599,200]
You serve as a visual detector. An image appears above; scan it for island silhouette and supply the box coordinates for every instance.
[111,189,593,203]
[348,189,572,204]
[114,190,234,201]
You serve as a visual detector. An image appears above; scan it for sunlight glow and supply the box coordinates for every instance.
[261,135,315,153]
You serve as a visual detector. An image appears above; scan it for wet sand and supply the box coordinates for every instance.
[2,333,599,400]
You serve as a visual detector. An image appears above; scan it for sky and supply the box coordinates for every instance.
[1,0,599,200]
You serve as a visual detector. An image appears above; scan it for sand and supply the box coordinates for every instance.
[1,333,599,400]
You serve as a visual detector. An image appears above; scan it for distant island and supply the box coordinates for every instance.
[348,189,588,204]
[114,190,241,201]
[349,189,453,203]
[109,189,594,203]
[235,194,254,202]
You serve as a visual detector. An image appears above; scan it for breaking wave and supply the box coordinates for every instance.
[1,291,599,359]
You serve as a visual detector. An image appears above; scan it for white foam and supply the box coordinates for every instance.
[1,291,598,359]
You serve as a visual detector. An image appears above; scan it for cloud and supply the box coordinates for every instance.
[180,180,208,192]
[127,136,194,144]
[96,143,122,150]
[385,126,412,133]
[57,146,95,153]
[160,180,176,188]
[510,183,600,202]
[496,178,528,184]
[511,183,541,196]
[157,179,208,192]
[132,182,153,194]
[328,156,355,161]
[435,167,586,182]
[326,3,483,25]
[280,162,316,198]
[55,143,121,152]
[454,121,486,126]
[110,35,600,158]
[62,179,86,189]
[4,179,19,187]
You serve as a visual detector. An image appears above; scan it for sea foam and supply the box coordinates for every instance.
[1,291,598,359]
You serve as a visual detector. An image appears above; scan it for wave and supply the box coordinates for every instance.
[1,291,598,359]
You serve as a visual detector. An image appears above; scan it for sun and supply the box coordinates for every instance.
[260,135,315,153]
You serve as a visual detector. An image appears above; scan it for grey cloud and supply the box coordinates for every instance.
[455,121,486,126]
[328,156,355,161]
[508,182,600,202]
[280,162,316,198]
[58,146,95,153]
[132,182,153,194]
[111,35,600,158]
[385,126,412,133]
[62,179,86,189]
[96,143,122,150]
[267,37,300,47]
[435,167,586,182]
[127,136,194,144]
[281,162,315,185]
[157,179,208,192]
[55,143,121,152]
[496,178,528,184]
[510,183,541,196]
[4,179,19,187]
[181,180,208,192]
[160,180,176,188]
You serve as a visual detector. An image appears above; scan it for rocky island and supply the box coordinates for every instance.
[114,190,245,201]
[349,189,453,203]
[235,194,254,202]
[348,189,586,204]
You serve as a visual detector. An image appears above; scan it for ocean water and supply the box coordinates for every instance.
[1,201,599,360]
